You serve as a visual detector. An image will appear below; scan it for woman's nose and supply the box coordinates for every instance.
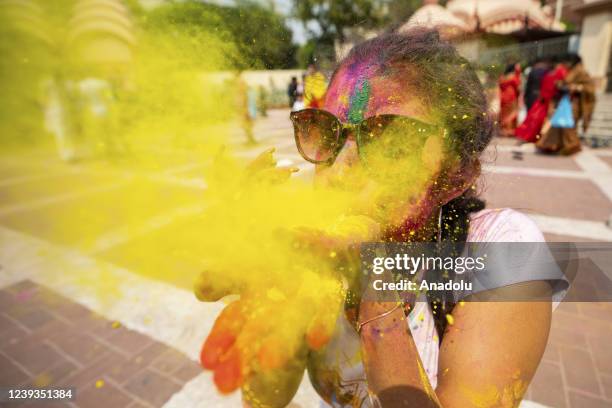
[327,134,360,178]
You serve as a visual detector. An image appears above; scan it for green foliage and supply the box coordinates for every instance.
[386,0,422,28]
[296,38,335,68]
[292,0,387,45]
[144,1,297,70]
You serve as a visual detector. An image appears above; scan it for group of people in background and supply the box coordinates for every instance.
[498,54,596,155]
[287,64,327,112]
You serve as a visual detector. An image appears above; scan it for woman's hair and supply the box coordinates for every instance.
[336,28,494,337]
[334,28,494,169]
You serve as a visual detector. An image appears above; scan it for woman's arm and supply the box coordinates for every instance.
[359,281,552,407]
[436,281,551,407]
[359,300,441,407]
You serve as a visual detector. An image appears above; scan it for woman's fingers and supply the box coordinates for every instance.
[246,147,276,173]
[201,329,237,370]
[254,166,299,185]
[213,347,244,394]
[243,148,299,185]
[305,296,341,351]
[194,269,237,302]
[201,301,246,369]
[258,336,296,371]
[243,349,307,408]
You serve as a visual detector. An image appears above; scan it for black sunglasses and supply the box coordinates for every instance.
[289,109,444,166]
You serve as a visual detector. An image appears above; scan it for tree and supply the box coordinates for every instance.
[144,1,297,70]
[220,2,297,69]
[292,0,387,45]
[386,0,422,28]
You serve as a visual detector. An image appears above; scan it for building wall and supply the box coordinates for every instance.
[203,69,305,91]
[546,0,584,27]
[579,10,612,90]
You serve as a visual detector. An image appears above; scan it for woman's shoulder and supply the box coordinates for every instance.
[467,208,545,243]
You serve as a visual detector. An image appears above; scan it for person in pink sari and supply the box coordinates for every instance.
[515,60,568,143]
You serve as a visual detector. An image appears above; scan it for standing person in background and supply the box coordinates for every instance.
[292,92,305,112]
[537,55,596,155]
[288,76,298,108]
[566,55,596,136]
[304,64,327,108]
[524,57,551,111]
[515,57,568,144]
[498,63,521,137]
[235,76,256,145]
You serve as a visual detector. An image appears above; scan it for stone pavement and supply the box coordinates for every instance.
[1,280,201,408]
[0,108,611,407]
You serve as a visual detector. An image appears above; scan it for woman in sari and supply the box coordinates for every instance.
[498,63,521,137]
[515,59,569,143]
[536,55,595,155]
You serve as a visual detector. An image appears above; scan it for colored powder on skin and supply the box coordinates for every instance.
[459,377,526,408]
[460,383,501,408]
[347,78,371,124]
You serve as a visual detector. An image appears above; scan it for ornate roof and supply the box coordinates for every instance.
[403,0,564,36]
[448,0,563,32]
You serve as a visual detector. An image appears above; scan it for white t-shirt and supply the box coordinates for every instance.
[313,208,562,407]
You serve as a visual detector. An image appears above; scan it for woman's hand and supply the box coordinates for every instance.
[200,288,342,403]
[244,147,299,185]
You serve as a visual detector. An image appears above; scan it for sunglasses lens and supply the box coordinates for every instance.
[359,116,440,176]
[292,110,341,163]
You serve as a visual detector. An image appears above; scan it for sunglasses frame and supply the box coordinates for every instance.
[289,108,443,165]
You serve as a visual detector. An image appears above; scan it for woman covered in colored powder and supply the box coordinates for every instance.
[199,29,568,408]
[515,58,569,143]
[497,63,521,137]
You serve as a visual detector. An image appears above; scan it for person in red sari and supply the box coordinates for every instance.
[498,63,521,137]
[515,60,569,143]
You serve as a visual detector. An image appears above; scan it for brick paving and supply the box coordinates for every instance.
[0,280,201,407]
[0,108,611,407]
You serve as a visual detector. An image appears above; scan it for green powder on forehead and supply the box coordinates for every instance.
[347,79,370,124]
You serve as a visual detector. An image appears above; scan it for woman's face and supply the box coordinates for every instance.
[315,63,454,232]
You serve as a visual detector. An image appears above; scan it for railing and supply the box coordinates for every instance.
[479,34,580,66]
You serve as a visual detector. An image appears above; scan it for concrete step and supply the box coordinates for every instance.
[588,124,612,131]
[593,111,612,121]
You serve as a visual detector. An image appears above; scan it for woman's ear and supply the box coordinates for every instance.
[436,159,481,206]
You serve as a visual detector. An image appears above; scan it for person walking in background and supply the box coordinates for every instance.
[291,75,306,111]
[303,64,327,108]
[524,57,551,111]
[566,55,596,136]
[291,92,305,112]
[498,63,521,137]
[287,76,298,108]
[234,76,256,145]
[515,57,569,144]
[536,55,596,155]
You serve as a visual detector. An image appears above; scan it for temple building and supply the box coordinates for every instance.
[401,0,564,38]
[398,0,611,91]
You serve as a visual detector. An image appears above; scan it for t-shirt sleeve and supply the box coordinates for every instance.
[461,209,569,304]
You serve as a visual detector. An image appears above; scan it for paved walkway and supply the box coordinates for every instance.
[0,109,611,407]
